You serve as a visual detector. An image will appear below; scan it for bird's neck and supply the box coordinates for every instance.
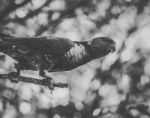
[77,41,92,58]
[64,42,91,65]
[80,41,104,60]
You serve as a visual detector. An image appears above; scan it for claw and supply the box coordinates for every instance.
[8,63,21,83]
[39,69,55,92]
[11,77,19,83]
[43,76,54,91]
[47,77,54,91]
[8,72,19,83]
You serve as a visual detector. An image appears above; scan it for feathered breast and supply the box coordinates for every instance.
[63,43,90,65]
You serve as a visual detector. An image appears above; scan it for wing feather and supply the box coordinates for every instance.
[1,36,74,54]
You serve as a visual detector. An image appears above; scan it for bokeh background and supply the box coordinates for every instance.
[0,0,150,118]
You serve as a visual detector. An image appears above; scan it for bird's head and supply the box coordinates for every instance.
[87,37,116,59]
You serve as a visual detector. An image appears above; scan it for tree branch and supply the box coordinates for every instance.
[0,0,31,23]
[0,73,68,90]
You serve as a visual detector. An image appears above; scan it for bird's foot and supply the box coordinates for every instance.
[8,72,20,83]
[43,76,54,92]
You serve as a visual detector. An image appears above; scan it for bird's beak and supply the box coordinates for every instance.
[108,43,116,53]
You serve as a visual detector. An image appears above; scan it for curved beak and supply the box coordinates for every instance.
[108,43,116,53]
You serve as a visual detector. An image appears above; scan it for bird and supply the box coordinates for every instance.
[0,32,116,89]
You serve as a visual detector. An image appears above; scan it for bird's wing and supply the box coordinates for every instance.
[1,36,74,54]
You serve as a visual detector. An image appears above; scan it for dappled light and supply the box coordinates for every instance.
[0,0,150,118]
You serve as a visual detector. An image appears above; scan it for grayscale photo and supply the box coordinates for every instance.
[0,0,149,118]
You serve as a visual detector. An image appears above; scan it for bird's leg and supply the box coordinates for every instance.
[9,63,20,83]
[44,54,55,72]
[38,54,55,90]
[39,67,54,90]
[47,63,54,72]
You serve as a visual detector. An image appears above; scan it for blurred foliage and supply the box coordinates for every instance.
[0,0,150,118]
